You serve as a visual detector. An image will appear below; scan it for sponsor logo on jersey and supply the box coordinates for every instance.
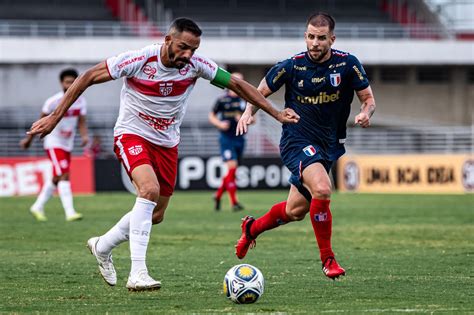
[179,65,191,75]
[312,77,325,83]
[59,130,73,138]
[296,91,340,105]
[128,145,143,156]
[303,145,316,156]
[294,65,307,71]
[272,68,286,84]
[159,82,173,96]
[353,65,364,81]
[143,65,157,79]
[117,55,145,70]
[330,73,341,87]
[314,212,327,222]
[138,112,176,131]
[329,62,346,69]
[191,56,216,71]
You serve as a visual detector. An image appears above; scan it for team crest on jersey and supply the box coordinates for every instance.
[159,82,173,96]
[303,145,316,156]
[330,73,341,87]
[128,145,143,156]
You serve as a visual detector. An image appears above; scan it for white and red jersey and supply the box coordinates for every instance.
[106,44,218,148]
[42,91,87,152]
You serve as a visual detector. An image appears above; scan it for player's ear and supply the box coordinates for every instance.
[164,34,172,46]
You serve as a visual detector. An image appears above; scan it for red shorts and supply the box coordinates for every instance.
[45,148,71,177]
[114,134,178,197]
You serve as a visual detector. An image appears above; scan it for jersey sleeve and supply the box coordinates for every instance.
[80,97,87,116]
[265,59,292,92]
[41,96,56,115]
[347,54,370,91]
[192,54,219,81]
[106,45,156,79]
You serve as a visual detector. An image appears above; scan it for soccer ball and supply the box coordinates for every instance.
[223,264,264,304]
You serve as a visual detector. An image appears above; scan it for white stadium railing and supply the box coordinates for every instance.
[0,20,453,39]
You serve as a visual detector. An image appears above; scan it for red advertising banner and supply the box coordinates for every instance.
[0,156,95,197]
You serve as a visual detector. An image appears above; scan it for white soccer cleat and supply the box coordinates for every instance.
[87,237,117,286]
[30,207,47,222]
[126,270,161,291]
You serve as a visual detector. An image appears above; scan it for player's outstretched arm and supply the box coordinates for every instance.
[28,62,113,138]
[20,113,47,149]
[228,75,299,135]
[78,115,89,147]
[354,86,376,128]
[236,78,273,135]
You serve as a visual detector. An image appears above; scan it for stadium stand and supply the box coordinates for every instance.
[0,0,115,21]
[0,0,472,158]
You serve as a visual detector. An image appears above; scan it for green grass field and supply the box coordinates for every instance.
[0,191,473,314]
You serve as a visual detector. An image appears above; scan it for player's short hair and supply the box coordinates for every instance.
[306,12,336,32]
[59,68,79,81]
[168,18,202,37]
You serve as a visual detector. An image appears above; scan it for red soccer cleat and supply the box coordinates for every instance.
[322,257,346,280]
[235,216,256,259]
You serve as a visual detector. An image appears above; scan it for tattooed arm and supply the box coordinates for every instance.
[354,86,376,128]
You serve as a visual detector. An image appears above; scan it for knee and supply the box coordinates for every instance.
[137,183,160,202]
[311,184,332,199]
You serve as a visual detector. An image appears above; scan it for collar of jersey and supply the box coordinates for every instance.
[304,49,334,67]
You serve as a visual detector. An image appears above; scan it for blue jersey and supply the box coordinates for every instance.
[265,49,370,161]
[212,94,246,138]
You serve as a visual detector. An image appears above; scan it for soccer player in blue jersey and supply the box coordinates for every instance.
[209,72,247,211]
[234,12,376,280]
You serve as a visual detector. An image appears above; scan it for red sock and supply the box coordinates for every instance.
[225,168,238,205]
[215,176,227,199]
[309,199,334,262]
[249,201,289,238]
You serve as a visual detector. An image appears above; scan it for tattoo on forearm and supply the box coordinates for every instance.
[361,103,376,118]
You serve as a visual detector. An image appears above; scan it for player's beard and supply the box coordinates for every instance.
[168,45,189,69]
[308,47,330,63]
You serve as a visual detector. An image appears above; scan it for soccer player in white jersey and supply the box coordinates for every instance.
[27,18,300,291]
[20,69,88,222]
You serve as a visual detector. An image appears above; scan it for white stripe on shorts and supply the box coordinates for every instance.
[115,135,130,171]
[49,149,62,175]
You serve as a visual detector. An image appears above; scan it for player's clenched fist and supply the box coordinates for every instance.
[278,108,300,124]
[354,112,370,128]
[27,114,60,138]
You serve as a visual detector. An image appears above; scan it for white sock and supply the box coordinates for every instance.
[96,211,131,256]
[57,181,76,217]
[31,181,56,212]
[129,197,156,276]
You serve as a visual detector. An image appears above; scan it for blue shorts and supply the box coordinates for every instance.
[219,135,245,162]
[281,144,334,202]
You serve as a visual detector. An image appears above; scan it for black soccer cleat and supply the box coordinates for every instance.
[232,203,244,212]
[213,195,221,211]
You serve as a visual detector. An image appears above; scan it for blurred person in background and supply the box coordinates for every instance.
[20,68,88,222]
[234,12,376,280]
[27,18,299,291]
[85,134,103,159]
[208,72,248,212]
